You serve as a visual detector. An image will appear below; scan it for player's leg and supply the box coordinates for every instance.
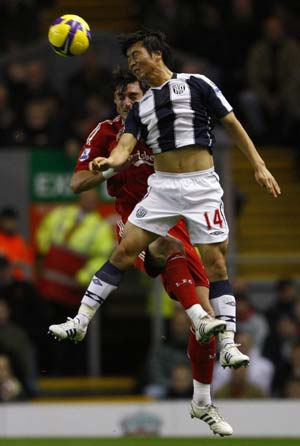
[158,235,232,436]
[197,241,249,369]
[145,235,226,342]
[183,170,249,369]
[188,329,233,436]
[154,241,232,436]
[49,222,158,341]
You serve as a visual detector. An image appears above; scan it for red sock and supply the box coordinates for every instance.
[161,252,201,309]
[188,330,216,384]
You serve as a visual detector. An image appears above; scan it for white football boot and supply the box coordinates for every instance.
[190,401,233,437]
[49,317,87,343]
[220,343,250,368]
[195,315,226,343]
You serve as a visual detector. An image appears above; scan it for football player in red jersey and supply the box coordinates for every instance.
[49,68,233,436]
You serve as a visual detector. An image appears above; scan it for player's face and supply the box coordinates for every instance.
[127,41,159,81]
[114,81,143,119]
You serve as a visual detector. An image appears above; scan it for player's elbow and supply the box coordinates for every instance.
[70,176,82,193]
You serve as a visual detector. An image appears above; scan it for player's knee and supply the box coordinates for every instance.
[208,258,227,280]
[155,236,184,258]
[110,243,136,269]
[203,254,227,281]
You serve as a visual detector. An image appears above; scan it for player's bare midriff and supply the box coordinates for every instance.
[154,145,214,173]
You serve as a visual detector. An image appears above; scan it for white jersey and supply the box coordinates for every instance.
[124,73,232,154]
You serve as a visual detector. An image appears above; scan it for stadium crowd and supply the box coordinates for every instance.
[0,0,299,401]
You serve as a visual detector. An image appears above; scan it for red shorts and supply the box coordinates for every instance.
[115,217,209,289]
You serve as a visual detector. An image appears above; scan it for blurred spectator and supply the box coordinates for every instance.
[179,57,221,86]
[239,15,300,143]
[66,49,113,113]
[223,0,258,96]
[137,0,190,50]
[0,207,33,280]
[213,332,274,396]
[0,299,37,397]
[175,1,228,73]
[0,0,40,52]
[2,62,28,111]
[143,306,190,398]
[22,60,59,104]
[214,365,265,399]
[236,293,269,352]
[64,138,82,160]
[264,314,300,393]
[284,378,300,399]
[0,354,24,402]
[35,190,114,375]
[266,279,299,330]
[0,82,17,147]
[0,255,48,369]
[13,98,63,148]
[271,342,300,397]
[64,94,112,149]
[166,362,193,399]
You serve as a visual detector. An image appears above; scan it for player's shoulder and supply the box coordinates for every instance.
[86,116,121,145]
[98,116,121,131]
[177,72,216,87]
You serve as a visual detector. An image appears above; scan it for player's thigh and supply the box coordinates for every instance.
[182,170,229,245]
[111,221,157,266]
[148,235,184,260]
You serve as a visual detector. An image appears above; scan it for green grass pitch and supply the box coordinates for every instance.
[1,438,300,446]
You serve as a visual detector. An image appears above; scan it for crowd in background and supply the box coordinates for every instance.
[0,0,299,401]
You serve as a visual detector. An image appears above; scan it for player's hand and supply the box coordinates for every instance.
[254,165,281,198]
[89,157,112,172]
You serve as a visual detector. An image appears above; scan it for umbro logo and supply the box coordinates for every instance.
[92,278,102,286]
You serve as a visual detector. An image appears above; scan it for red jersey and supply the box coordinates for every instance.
[75,115,209,289]
[75,115,154,220]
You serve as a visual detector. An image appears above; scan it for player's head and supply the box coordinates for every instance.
[112,67,147,119]
[119,30,171,80]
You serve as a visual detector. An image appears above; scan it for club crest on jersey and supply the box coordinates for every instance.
[79,148,91,161]
[136,206,147,218]
[172,83,185,94]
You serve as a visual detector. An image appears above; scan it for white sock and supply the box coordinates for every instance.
[81,274,117,309]
[186,304,207,326]
[219,330,235,349]
[76,303,97,327]
[192,380,211,407]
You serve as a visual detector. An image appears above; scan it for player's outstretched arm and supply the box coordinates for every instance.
[91,133,137,172]
[221,112,281,198]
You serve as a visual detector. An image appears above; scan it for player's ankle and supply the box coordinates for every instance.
[78,303,97,324]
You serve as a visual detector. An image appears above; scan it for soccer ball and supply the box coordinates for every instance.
[48,14,91,57]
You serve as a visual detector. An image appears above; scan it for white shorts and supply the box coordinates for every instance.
[128,168,229,245]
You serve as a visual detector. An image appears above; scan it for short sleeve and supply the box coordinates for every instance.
[190,75,233,119]
[74,122,109,172]
[124,103,141,138]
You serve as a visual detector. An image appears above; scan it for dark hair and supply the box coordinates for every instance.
[0,207,18,219]
[112,66,148,94]
[119,29,172,65]
[0,256,10,270]
[276,279,294,291]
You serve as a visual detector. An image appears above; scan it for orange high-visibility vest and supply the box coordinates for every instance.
[0,233,33,280]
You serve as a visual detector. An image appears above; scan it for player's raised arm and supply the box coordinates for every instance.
[90,133,137,172]
[220,111,281,198]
